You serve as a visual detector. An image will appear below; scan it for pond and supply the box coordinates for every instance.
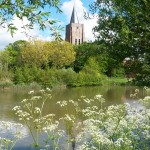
[0,85,145,149]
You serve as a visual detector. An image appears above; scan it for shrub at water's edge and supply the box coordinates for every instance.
[12,66,108,88]
[105,77,129,85]
[0,67,128,89]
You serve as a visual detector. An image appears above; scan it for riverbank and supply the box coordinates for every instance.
[0,77,130,91]
[105,77,129,85]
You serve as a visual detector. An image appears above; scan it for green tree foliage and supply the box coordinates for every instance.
[82,57,100,75]
[0,50,13,88]
[13,65,105,87]
[74,42,124,77]
[0,50,12,80]
[0,50,9,70]
[89,0,150,83]
[4,40,28,67]
[19,40,76,68]
[13,65,44,84]
[20,40,50,67]
[49,41,76,68]
[134,53,150,85]
[0,0,62,39]
[74,42,101,72]
[78,57,106,86]
[90,0,150,58]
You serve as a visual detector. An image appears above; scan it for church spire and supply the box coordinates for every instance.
[65,2,85,44]
[70,6,79,23]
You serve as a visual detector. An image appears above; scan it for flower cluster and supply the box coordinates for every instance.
[75,98,150,150]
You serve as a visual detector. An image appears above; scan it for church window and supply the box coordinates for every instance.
[79,39,80,44]
[75,39,77,45]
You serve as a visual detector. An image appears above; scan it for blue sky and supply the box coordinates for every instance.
[0,0,96,50]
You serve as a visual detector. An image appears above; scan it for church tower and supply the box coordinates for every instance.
[65,6,85,45]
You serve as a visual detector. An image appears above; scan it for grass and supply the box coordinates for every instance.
[105,77,129,85]
[0,80,14,91]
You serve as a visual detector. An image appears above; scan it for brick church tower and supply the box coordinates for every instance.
[65,6,85,45]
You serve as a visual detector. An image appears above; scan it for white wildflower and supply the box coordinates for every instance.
[28,90,34,94]
[95,94,102,99]
[46,88,51,91]
[39,89,45,93]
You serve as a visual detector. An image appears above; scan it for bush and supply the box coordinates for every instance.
[13,67,25,84]
[39,68,58,87]
[13,63,107,87]
[71,57,105,87]
[112,67,125,77]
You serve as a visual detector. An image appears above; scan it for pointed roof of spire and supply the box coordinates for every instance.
[70,6,79,24]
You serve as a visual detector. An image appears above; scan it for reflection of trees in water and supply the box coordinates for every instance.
[1,85,145,121]
[104,86,145,106]
[124,86,145,100]
[104,86,126,106]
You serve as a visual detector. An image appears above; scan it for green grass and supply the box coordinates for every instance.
[105,77,129,85]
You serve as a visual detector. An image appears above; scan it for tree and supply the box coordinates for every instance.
[20,40,50,67]
[19,40,76,68]
[4,40,29,67]
[74,42,122,76]
[134,53,150,85]
[74,42,100,72]
[90,0,149,57]
[49,41,76,68]
[0,50,12,80]
[89,0,150,81]
[0,0,62,39]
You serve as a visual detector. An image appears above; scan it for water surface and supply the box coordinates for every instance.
[0,85,145,149]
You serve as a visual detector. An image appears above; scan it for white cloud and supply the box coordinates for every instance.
[0,16,54,50]
[62,0,85,22]
[81,18,97,42]
[61,0,97,41]
[0,16,40,50]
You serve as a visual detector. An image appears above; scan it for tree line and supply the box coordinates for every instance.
[0,0,149,87]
